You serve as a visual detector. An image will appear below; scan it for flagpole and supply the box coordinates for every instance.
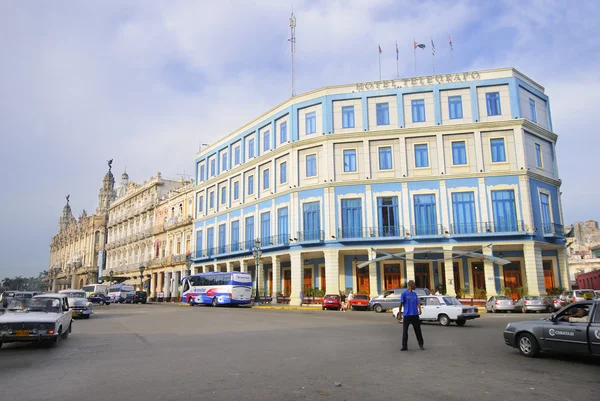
[432,52,435,74]
[396,41,399,79]
[378,51,381,81]
[414,39,416,74]
[450,48,453,71]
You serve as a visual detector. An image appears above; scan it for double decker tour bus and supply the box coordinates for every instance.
[181,272,252,306]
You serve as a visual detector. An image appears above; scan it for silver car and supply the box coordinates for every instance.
[514,296,547,313]
[485,295,515,313]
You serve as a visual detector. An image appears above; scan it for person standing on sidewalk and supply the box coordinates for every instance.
[400,280,424,351]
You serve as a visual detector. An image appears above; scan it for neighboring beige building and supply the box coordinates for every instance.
[567,220,600,286]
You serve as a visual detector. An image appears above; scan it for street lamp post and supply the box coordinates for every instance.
[109,270,113,286]
[185,254,192,277]
[139,264,146,292]
[252,238,262,305]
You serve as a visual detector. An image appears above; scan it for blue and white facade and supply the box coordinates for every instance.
[191,68,567,303]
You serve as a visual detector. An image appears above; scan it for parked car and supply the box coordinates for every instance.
[88,293,111,305]
[503,299,600,358]
[349,294,369,311]
[392,295,480,326]
[595,291,600,299]
[322,294,341,310]
[560,289,595,306]
[485,295,516,313]
[59,289,93,319]
[544,296,562,312]
[514,296,548,313]
[0,293,72,348]
[369,288,431,313]
[126,291,148,304]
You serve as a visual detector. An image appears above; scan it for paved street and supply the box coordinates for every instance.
[1,304,598,401]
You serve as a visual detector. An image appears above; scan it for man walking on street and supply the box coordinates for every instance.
[400,280,424,351]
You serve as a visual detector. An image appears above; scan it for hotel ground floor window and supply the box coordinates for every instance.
[415,263,430,289]
[384,263,402,290]
[320,266,326,290]
[283,269,291,295]
[543,260,555,290]
[357,265,370,294]
[471,262,485,291]
[304,268,312,291]
[503,262,523,299]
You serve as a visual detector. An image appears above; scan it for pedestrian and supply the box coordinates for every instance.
[158,291,164,303]
[400,280,424,351]
[347,291,354,311]
[299,290,304,307]
[340,291,346,311]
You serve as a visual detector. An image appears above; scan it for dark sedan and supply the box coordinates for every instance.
[126,291,148,304]
[88,293,111,305]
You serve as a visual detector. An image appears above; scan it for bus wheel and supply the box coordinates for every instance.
[188,296,195,306]
[211,297,218,307]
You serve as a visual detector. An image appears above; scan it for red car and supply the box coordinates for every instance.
[349,294,369,311]
[322,294,341,310]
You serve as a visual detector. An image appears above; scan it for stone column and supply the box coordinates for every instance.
[272,255,281,303]
[71,272,77,289]
[241,260,248,273]
[405,246,415,283]
[368,248,379,297]
[164,271,171,299]
[557,246,570,290]
[290,252,304,305]
[172,271,180,300]
[52,278,58,293]
[324,249,340,295]
[523,242,545,296]
[226,262,233,272]
[150,273,156,299]
[482,247,498,296]
[443,246,456,296]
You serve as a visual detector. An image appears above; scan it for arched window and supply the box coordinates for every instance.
[95,231,100,244]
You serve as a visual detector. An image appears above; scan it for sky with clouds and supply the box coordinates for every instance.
[1,0,598,279]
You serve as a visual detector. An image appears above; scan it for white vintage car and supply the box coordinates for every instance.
[0,293,72,348]
[392,295,480,326]
[59,289,94,318]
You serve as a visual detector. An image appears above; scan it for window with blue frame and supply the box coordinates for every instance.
[245,216,254,249]
[247,175,254,195]
[411,99,426,122]
[452,192,477,234]
[378,146,393,170]
[303,201,321,241]
[197,195,204,214]
[231,220,239,251]
[448,96,463,119]
[263,169,270,190]
[220,186,226,205]
[341,198,362,238]
[234,146,241,165]
[343,149,357,172]
[218,224,226,254]
[248,138,255,158]
[207,227,214,256]
[195,230,203,257]
[210,159,215,177]
[306,154,317,177]
[414,194,438,235]
[535,143,543,167]
[414,144,429,168]
[221,152,227,171]
[280,121,288,143]
[199,164,205,182]
[280,162,287,183]
[305,111,316,134]
[540,193,552,233]
[490,138,506,162]
[261,212,271,244]
[486,92,501,116]
[209,191,214,209]
[377,197,400,236]
[452,141,467,165]
[376,103,390,126]
[277,207,288,244]
[491,190,518,232]
[263,130,270,152]
[233,181,239,200]
[529,98,537,123]
[342,106,355,128]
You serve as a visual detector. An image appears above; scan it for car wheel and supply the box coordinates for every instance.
[99,300,105,306]
[54,328,62,347]
[212,297,218,307]
[84,314,90,319]
[61,328,69,339]
[322,307,325,310]
[373,304,384,313]
[188,297,195,306]
[438,314,450,326]
[0,342,3,349]
[518,333,540,358]
[456,319,466,326]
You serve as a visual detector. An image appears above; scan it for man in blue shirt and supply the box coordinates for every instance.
[400,280,424,351]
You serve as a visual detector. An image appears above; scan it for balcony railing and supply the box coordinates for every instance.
[542,223,565,236]
[337,226,406,240]
[164,216,193,230]
[296,230,325,243]
[410,224,444,237]
[449,221,528,235]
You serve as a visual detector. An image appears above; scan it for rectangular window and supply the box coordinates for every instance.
[535,143,543,167]
[492,190,519,232]
[305,112,316,134]
[448,96,463,119]
[414,144,429,168]
[486,92,501,116]
[306,154,317,177]
[248,138,255,158]
[218,224,226,254]
[198,195,204,214]
[529,98,537,123]
[378,146,393,170]
[210,159,216,177]
[341,198,362,238]
[207,227,214,256]
[414,194,438,235]
[342,106,355,128]
[199,165,205,182]
[280,121,288,143]
[377,197,400,236]
[376,103,390,126]
[245,216,254,250]
[220,186,226,205]
[195,230,203,256]
[490,138,506,163]
[302,201,321,241]
[452,192,476,234]
[411,99,426,122]
[263,130,270,152]
[280,162,287,184]
[234,146,241,165]
[233,181,239,200]
[263,169,270,190]
[209,191,214,209]
[261,212,271,244]
[231,220,239,251]
[221,152,227,171]
[343,149,357,172]
[247,176,254,195]
[277,207,288,244]
[452,141,467,165]
[540,193,552,233]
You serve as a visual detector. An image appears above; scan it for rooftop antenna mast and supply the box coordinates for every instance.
[288,9,297,97]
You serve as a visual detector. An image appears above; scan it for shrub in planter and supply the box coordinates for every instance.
[455,288,467,298]
[473,288,487,300]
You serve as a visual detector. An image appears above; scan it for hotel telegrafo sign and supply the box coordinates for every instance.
[356,71,481,91]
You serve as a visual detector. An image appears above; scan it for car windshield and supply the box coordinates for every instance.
[7,297,61,312]
[442,297,462,305]
[63,292,85,298]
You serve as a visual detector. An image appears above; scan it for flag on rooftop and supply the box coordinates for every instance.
[414,41,426,49]
[449,36,453,50]
[431,38,436,55]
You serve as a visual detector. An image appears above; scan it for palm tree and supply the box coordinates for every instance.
[2,277,12,290]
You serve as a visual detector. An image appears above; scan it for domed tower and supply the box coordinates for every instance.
[114,168,129,199]
[59,195,75,231]
[97,159,116,214]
